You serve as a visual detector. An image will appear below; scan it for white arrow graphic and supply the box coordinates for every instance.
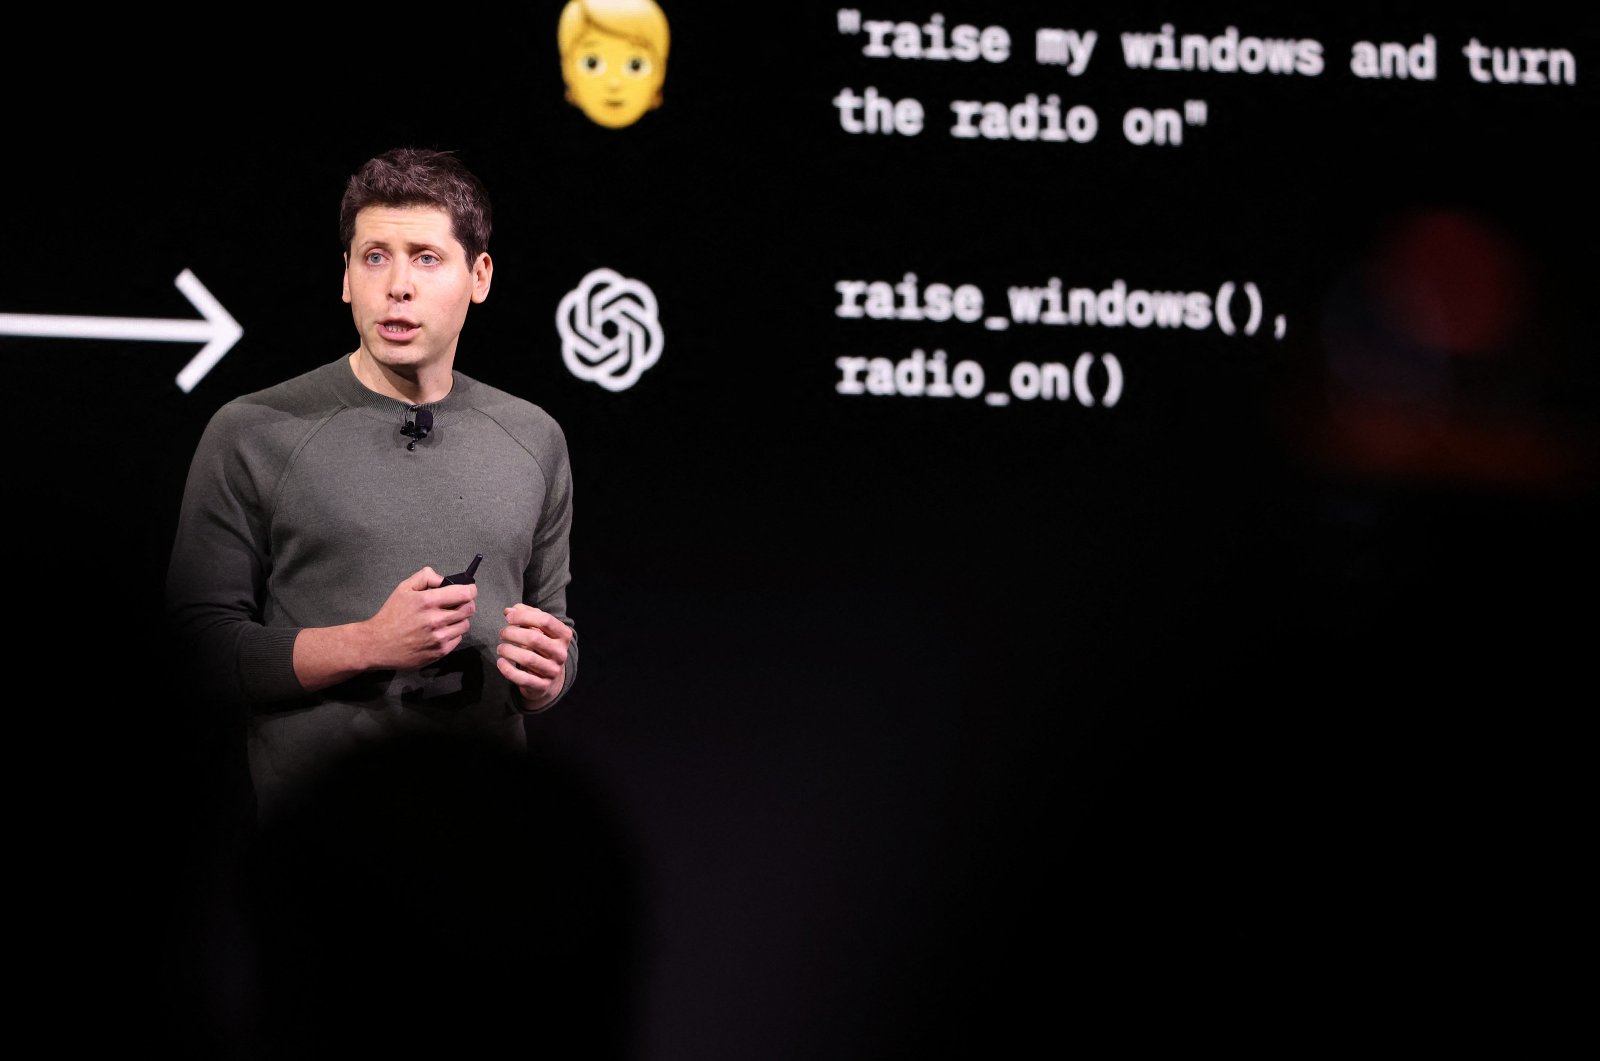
[0,269,243,393]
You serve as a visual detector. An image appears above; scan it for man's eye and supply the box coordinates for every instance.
[365,252,385,265]
[418,254,440,266]
[582,53,604,74]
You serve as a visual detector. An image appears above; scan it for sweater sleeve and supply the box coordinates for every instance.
[518,416,578,713]
[165,403,309,708]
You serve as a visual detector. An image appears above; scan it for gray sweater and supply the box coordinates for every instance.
[166,356,577,818]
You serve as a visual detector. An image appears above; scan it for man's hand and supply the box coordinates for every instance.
[293,567,477,691]
[368,567,478,668]
[497,603,574,711]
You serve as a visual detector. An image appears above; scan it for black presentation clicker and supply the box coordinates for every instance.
[440,554,483,586]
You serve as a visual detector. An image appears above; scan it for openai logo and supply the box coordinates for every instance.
[556,268,663,392]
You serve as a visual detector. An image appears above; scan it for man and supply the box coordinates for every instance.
[166,146,578,824]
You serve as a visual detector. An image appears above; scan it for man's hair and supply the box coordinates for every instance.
[338,147,493,265]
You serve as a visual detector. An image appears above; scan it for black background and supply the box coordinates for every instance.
[11,4,1595,1056]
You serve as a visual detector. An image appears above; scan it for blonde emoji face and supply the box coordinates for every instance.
[558,0,671,129]
[562,31,665,128]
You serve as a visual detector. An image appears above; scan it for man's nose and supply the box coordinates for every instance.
[389,263,415,301]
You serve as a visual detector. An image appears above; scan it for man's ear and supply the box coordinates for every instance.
[472,252,494,304]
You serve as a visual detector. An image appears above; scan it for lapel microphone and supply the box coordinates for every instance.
[401,406,434,450]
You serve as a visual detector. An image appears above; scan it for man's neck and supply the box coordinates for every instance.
[348,349,454,404]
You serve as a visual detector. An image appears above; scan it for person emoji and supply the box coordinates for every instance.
[558,0,671,129]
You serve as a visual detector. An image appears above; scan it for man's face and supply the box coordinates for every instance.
[562,31,665,128]
[343,205,491,375]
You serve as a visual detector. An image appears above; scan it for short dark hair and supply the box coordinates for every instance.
[338,147,493,264]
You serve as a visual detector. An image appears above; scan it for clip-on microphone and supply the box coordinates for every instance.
[401,406,434,450]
